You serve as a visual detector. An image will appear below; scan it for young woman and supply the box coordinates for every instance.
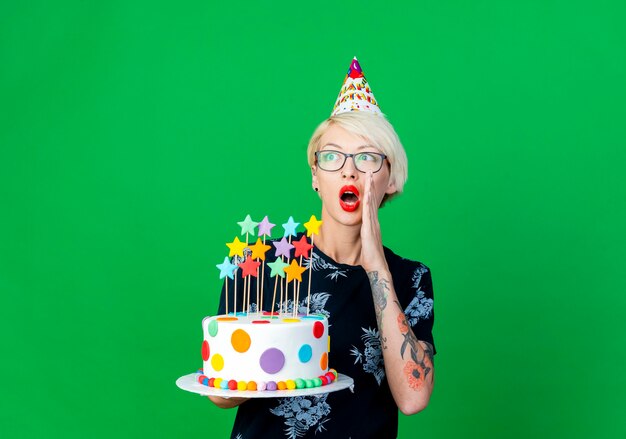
[210,60,436,439]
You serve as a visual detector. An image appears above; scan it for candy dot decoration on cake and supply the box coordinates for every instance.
[196,214,342,393]
[208,320,218,336]
[259,347,285,374]
[302,315,324,320]
[320,352,328,370]
[313,321,324,338]
[201,341,210,362]
[231,329,251,353]
[298,344,312,363]
[211,354,224,371]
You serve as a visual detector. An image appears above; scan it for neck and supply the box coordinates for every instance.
[314,215,362,266]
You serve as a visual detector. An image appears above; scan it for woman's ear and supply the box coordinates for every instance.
[311,165,318,185]
[385,179,397,195]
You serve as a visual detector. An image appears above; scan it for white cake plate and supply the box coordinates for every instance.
[176,372,354,398]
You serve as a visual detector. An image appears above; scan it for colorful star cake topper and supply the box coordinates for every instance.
[267,258,289,278]
[237,214,258,236]
[257,215,276,237]
[303,215,323,237]
[273,237,294,259]
[249,238,272,261]
[226,236,246,258]
[293,235,313,259]
[332,57,381,116]
[284,259,306,283]
[282,216,300,237]
[218,214,326,317]
[216,256,238,280]
[238,256,261,278]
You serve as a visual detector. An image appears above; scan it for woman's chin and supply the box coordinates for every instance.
[335,209,364,227]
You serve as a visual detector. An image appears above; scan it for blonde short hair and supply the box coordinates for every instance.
[307,112,408,204]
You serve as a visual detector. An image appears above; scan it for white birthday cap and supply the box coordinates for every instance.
[331,57,382,116]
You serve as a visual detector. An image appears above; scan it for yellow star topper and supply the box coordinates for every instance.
[283,259,306,283]
[303,215,323,237]
[226,236,246,258]
[248,238,272,261]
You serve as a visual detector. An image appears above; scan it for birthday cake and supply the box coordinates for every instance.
[199,313,334,391]
[196,214,338,392]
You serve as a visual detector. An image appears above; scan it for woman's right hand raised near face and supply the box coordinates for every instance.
[359,171,390,274]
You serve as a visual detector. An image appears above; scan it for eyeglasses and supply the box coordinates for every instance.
[315,150,388,173]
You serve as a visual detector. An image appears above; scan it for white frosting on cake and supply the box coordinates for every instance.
[202,314,330,384]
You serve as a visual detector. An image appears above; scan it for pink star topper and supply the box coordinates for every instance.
[272,237,294,259]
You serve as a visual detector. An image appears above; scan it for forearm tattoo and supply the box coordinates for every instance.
[368,271,389,348]
[396,301,434,390]
[368,272,434,390]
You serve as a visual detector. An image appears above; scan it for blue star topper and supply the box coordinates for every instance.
[216,256,238,280]
[282,216,300,237]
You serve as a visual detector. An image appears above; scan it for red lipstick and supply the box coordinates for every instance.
[339,185,360,212]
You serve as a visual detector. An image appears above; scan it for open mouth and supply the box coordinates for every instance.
[339,185,360,212]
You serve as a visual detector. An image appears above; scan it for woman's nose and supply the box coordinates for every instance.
[341,157,358,179]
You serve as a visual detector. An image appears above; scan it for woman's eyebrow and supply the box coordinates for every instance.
[321,143,377,150]
[321,143,344,150]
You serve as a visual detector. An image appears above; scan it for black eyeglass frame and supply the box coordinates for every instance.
[314,150,388,173]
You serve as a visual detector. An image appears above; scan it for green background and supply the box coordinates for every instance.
[1,1,625,438]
